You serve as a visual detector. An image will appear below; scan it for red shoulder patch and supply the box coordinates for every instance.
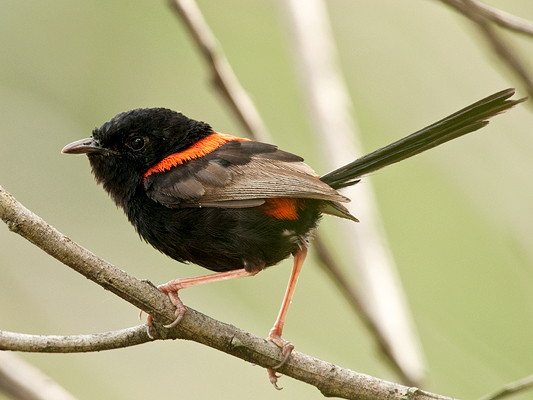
[259,198,305,220]
[143,132,249,181]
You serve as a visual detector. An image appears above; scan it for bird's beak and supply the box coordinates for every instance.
[61,138,102,155]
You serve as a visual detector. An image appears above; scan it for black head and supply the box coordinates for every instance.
[62,108,213,208]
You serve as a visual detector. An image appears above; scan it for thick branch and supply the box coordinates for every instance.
[0,327,453,400]
[0,185,459,399]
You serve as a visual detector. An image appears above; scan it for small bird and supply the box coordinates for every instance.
[62,89,523,387]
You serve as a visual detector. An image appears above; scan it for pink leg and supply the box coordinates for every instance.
[266,247,308,389]
[147,268,259,331]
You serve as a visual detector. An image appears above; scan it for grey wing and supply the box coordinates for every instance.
[143,140,350,208]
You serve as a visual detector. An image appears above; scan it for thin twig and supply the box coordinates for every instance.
[168,0,270,142]
[477,373,533,400]
[0,326,149,353]
[439,0,533,37]
[439,0,533,100]
[0,185,455,400]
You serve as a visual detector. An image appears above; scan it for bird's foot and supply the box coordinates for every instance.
[143,281,188,337]
[158,282,188,328]
[267,332,294,368]
[267,369,283,390]
[266,331,294,389]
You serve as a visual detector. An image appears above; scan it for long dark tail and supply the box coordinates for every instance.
[320,88,526,190]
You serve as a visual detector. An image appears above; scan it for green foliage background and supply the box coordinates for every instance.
[1,1,533,399]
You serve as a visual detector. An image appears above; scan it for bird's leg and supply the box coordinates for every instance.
[146,268,259,334]
[266,246,308,389]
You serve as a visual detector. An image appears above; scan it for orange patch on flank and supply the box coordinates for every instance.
[143,132,249,180]
[260,198,305,220]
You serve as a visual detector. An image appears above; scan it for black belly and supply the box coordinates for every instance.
[128,197,322,273]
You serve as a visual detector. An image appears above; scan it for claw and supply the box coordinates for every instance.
[162,290,188,328]
[265,333,294,388]
[163,308,186,328]
[267,334,294,369]
[272,342,294,369]
[141,289,187,336]
[145,314,155,339]
[267,369,283,390]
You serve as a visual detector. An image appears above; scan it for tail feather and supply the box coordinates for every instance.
[320,88,526,190]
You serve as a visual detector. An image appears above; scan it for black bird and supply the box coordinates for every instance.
[62,88,524,387]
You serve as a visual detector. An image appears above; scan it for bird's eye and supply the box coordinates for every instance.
[127,136,146,151]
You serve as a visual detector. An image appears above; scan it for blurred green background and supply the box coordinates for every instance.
[1,1,533,399]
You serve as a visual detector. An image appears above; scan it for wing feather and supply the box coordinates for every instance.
[144,140,349,208]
